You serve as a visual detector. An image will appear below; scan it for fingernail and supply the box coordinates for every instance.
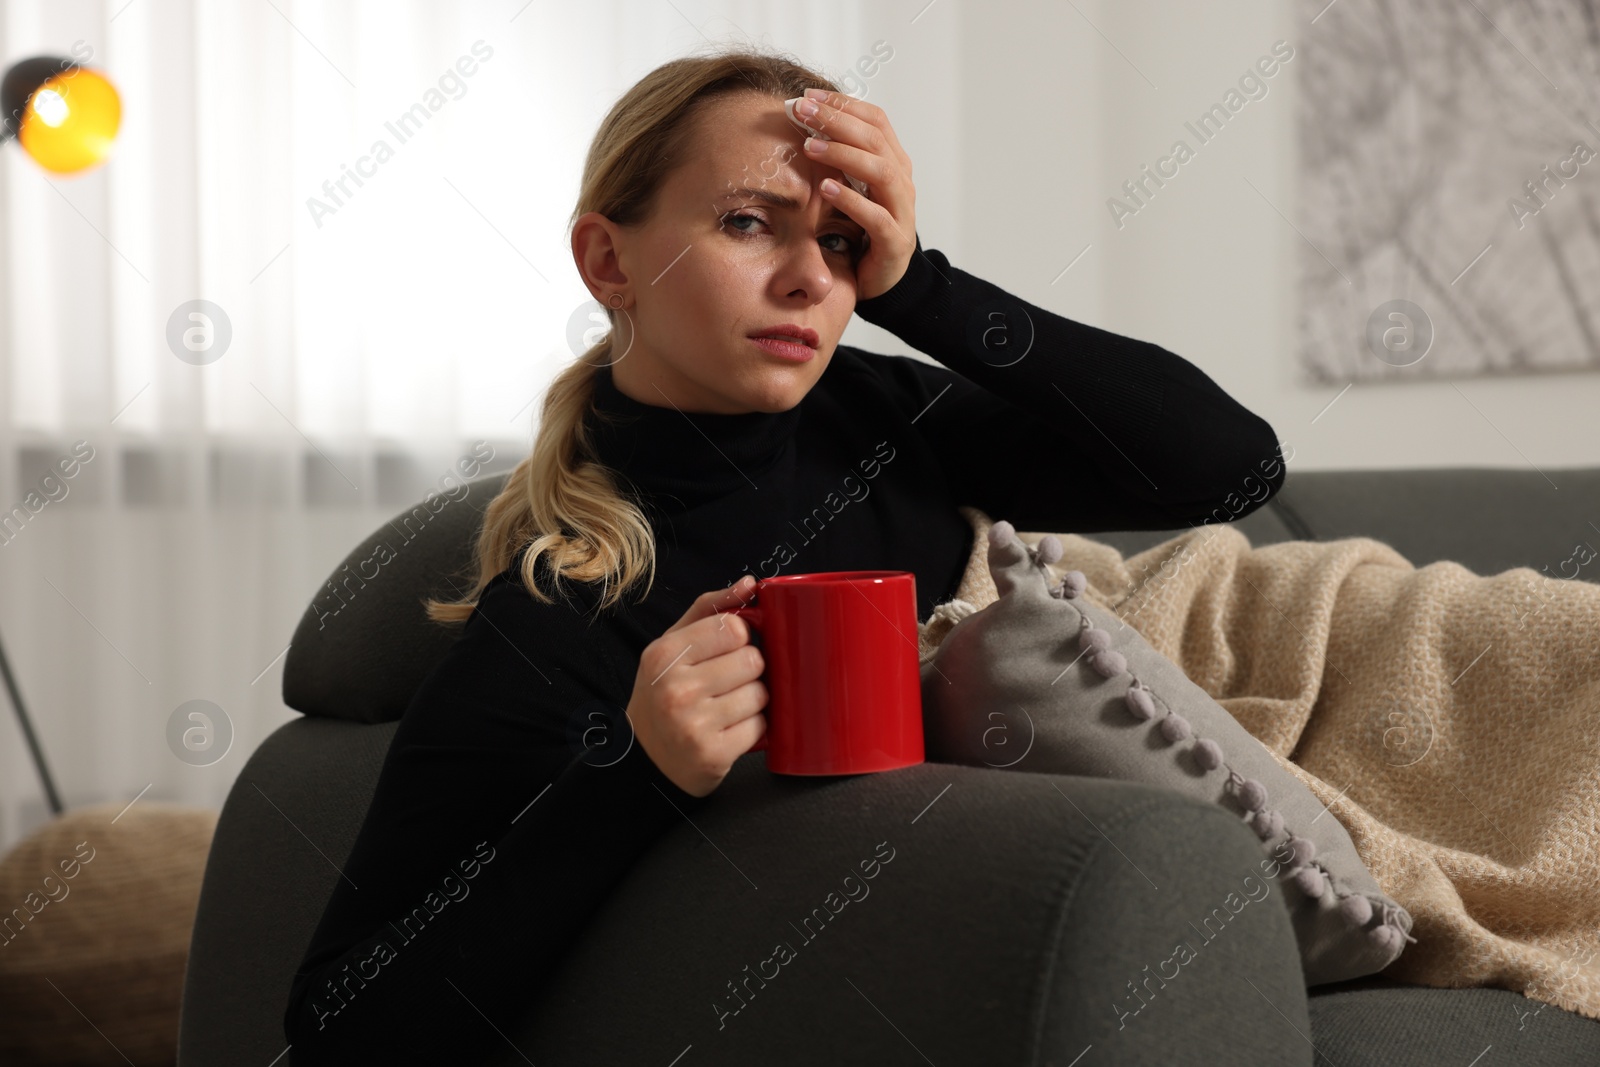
[803,87,830,101]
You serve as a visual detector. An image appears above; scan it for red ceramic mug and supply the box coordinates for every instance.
[729,570,925,776]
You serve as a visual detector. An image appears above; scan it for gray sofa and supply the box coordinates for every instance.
[177,467,1600,1066]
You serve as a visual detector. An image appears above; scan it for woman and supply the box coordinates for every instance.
[282,47,1283,1065]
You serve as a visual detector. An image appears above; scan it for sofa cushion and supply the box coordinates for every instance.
[1271,466,1600,580]
[282,470,509,724]
[1308,977,1600,1064]
[919,518,1414,987]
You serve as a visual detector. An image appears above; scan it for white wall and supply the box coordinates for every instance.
[847,0,1600,474]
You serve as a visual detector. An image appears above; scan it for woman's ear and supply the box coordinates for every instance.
[571,211,632,297]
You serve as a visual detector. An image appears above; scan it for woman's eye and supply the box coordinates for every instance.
[821,233,861,255]
[721,210,861,256]
[722,210,764,235]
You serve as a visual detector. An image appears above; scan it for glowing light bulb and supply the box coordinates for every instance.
[30,87,69,127]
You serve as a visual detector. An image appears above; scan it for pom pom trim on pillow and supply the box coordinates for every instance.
[992,519,1416,954]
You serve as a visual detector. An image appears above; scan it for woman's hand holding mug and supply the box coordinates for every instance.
[627,575,768,798]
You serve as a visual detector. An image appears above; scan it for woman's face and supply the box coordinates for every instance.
[573,90,867,414]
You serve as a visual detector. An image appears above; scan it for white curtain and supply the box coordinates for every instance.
[0,0,873,852]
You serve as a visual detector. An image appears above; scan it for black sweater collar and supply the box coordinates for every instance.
[585,362,802,513]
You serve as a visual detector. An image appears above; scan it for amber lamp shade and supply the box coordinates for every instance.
[1,56,122,175]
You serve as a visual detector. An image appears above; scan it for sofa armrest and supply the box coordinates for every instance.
[178,717,400,1067]
[496,759,1314,1067]
[179,721,1312,1067]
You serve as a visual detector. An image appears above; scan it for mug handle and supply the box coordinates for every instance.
[727,605,767,753]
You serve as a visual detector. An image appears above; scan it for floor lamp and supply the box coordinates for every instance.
[1,54,122,820]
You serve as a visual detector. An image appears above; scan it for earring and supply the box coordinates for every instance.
[607,293,626,310]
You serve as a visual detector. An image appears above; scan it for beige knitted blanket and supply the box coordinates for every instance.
[917,505,1600,1018]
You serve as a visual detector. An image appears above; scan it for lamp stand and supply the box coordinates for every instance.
[0,626,63,815]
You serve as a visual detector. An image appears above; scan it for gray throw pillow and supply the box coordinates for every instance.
[919,518,1416,987]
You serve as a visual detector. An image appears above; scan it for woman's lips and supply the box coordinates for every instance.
[750,336,816,362]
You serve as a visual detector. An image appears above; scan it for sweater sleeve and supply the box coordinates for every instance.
[849,235,1288,532]
[283,564,705,1066]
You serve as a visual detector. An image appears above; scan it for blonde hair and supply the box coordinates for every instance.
[425,45,842,624]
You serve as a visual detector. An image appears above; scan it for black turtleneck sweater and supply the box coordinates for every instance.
[283,236,1285,1065]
